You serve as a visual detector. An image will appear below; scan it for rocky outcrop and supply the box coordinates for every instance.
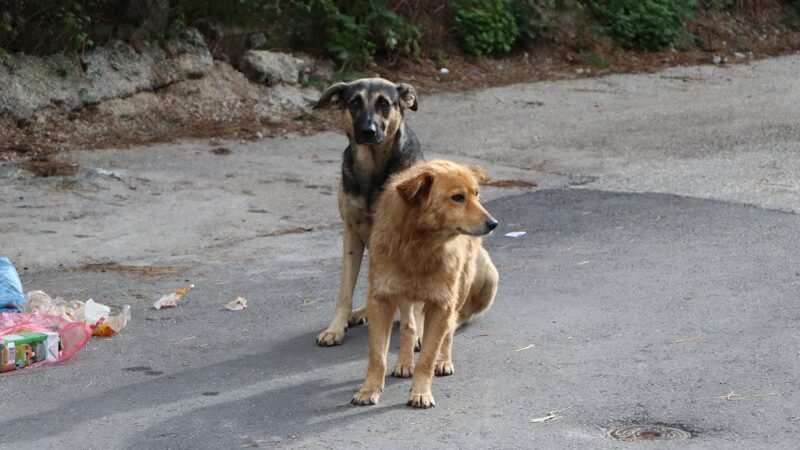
[239,50,308,86]
[0,28,213,120]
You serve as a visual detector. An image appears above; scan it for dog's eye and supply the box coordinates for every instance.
[377,97,390,109]
[451,193,465,203]
[348,97,361,108]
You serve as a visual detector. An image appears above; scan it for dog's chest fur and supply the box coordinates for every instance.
[341,126,422,217]
[371,236,477,307]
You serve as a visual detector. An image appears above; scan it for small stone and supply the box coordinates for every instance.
[712,55,723,65]
[734,52,746,59]
[439,67,449,76]
[575,68,585,75]
[255,131,264,139]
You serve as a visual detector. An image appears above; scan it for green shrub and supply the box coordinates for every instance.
[451,0,520,56]
[285,0,420,70]
[587,0,696,50]
[0,0,117,54]
[510,0,554,43]
[0,0,421,70]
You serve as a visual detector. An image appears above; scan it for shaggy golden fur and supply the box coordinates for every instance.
[351,160,499,408]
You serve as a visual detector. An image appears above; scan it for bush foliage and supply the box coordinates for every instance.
[450,0,519,55]
[0,0,420,69]
[586,0,697,50]
[2,1,799,67]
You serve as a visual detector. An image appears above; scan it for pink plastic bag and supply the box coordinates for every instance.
[0,312,91,364]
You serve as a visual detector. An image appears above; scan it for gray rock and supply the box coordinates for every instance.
[0,27,212,120]
[240,50,307,85]
[164,27,213,79]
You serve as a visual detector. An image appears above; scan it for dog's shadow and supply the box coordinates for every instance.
[118,324,432,448]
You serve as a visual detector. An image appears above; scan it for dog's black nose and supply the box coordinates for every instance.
[360,124,377,138]
[485,218,498,231]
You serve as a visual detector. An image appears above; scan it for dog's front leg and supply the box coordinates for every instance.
[408,304,456,408]
[352,293,396,405]
[434,329,455,376]
[317,223,365,346]
[391,301,417,378]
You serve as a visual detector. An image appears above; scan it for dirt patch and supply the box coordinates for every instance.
[0,62,328,159]
[19,158,80,177]
[257,227,314,237]
[78,263,188,276]
[482,178,539,188]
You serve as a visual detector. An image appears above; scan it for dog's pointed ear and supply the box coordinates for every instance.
[314,82,347,110]
[396,83,418,111]
[397,171,433,203]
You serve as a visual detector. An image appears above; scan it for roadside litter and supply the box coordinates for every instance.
[1,330,59,371]
[24,291,130,337]
[530,405,573,424]
[1,312,91,372]
[153,284,194,309]
[224,296,247,311]
[1,257,131,373]
[505,231,527,238]
[0,257,25,312]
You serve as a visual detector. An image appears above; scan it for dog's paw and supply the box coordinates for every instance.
[414,336,422,352]
[391,363,414,378]
[347,309,367,327]
[351,388,381,406]
[434,360,454,376]
[407,391,436,409]
[316,328,345,347]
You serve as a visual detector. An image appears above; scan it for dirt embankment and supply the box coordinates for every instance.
[1,4,799,165]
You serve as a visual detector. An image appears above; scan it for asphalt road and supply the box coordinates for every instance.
[1,55,799,449]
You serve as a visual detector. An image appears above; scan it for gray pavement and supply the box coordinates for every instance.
[1,55,799,449]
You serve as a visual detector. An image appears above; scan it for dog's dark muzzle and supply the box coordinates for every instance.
[354,122,384,144]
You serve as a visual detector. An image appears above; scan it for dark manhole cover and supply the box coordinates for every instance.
[608,424,691,442]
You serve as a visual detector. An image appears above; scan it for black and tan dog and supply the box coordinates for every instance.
[313,78,424,347]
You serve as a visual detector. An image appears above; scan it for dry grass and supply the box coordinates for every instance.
[256,227,314,237]
[19,158,80,177]
[78,263,188,276]
[482,178,539,188]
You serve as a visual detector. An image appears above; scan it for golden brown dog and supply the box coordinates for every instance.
[351,160,499,408]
